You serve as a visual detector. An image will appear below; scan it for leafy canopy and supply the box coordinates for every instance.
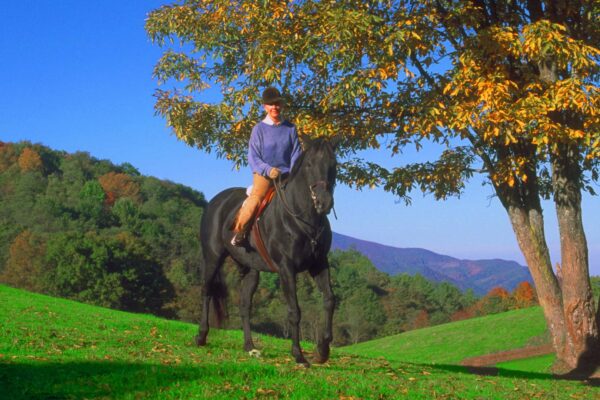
[146,0,600,201]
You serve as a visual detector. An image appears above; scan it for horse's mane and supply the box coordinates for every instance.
[289,138,335,180]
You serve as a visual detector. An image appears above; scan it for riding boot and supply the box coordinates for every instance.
[231,173,272,246]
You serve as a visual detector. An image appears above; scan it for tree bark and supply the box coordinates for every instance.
[552,144,600,370]
[504,203,568,364]
[490,145,569,367]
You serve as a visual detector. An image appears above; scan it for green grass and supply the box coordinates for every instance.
[341,307,549,364]
[497,354,556,374]
[1,285,598,399]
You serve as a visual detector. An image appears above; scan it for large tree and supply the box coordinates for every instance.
[146,0,600,371]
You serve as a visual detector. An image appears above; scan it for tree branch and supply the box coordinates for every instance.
[527,0,544,21]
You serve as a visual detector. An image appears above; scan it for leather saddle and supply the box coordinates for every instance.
[250,186,279,272]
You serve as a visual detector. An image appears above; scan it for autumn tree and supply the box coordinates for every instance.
[17,147,43,173]
[146,0,600,371]
[0,230,46,292]
[478,286,513,315]
[98,172,141,206]
[0,142,18,173]
[513,281,537,308]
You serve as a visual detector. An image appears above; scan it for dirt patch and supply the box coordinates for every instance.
[460,344,554,368]
[460,345,600,381]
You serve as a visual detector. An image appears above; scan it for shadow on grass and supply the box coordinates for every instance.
[0,360,277,399]
[418,363,600,387]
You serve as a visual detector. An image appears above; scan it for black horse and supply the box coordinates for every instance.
[195,137,338,366]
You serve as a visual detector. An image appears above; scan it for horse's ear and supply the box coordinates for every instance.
[300,134,314,150]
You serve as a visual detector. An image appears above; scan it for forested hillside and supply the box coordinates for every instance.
[0,140,206,319]
[0,141,539,345]
[332,232,533,294]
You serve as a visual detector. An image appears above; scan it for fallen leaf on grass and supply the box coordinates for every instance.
[161,358,182,365]
[150,327,161,338]
[151,345,167,353]
[256,388,277,396]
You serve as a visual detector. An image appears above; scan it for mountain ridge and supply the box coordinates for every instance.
[331,232,533,295]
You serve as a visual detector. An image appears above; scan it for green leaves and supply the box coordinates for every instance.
[147,1,600,197]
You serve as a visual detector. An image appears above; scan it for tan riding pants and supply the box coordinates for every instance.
[232,173,272,233]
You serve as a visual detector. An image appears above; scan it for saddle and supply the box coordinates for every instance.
[254,186,276,220]
[250,187,279,272]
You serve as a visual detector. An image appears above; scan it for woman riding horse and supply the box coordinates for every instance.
[231,87,302,246]
[196,90,338,365]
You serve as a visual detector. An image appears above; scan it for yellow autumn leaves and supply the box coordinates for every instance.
[147,1,599,192]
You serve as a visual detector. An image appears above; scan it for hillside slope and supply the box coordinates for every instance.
[341,306,549,364]
[2,285,596,399]
[332,232,533,294]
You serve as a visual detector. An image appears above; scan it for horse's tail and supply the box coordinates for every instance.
[207,268,228,328]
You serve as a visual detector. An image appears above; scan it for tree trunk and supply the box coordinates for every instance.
[504,203,568,364]
[490,148,569,367]
[553,145,599,370]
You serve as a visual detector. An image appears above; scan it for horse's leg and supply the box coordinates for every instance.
[195,250,226,347]
[279,270,309,366]
[195,281,211,346]
[239,268,260,353]
[310,262,335,363]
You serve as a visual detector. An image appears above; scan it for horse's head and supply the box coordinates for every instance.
[295,136,339,216]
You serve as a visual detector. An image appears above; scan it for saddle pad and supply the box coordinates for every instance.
[251,186,279,273]
[255,186,276,219]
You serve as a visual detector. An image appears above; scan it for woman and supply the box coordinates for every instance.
[231,87,303,246]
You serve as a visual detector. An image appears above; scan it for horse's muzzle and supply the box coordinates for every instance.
[310,181,333,215]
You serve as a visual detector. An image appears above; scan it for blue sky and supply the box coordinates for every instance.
[1,1,599,275]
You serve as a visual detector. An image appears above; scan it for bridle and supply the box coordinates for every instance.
[309,180,328,205]
[273,176,333,251]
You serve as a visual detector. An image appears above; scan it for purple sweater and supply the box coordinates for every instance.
[248,121,302,177]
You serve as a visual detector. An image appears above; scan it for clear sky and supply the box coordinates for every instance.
[1,1,598,275]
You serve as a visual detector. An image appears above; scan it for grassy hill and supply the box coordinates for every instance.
[1,285,597,399]
[341,306,549,364]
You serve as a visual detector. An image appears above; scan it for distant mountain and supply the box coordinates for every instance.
[331,232,533,295]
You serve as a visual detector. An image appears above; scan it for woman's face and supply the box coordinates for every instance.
[264,102,283,122]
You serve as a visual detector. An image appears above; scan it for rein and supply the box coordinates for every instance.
[273,176,326,251]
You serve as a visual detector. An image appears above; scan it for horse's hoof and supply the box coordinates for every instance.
[312,353,329,364]
[195,335,206,347]
[248,349,261,358]
[313,347,330,364]
[294,355,310,368]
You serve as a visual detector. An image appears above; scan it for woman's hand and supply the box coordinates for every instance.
[268,167,281,179]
